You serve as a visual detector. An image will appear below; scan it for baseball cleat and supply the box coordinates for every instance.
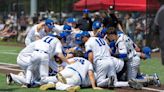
[108,76,115,88]
[128,79,143,90]
[66,86,80,92]
[56,73,67,84]
[6,73,13,85]
[39,83,56,90]
[153,73,161,87]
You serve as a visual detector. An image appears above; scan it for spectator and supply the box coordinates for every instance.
[0,20,17,41]
[124,13,135,41]
[78,9,92,31]
[17,19,33,43]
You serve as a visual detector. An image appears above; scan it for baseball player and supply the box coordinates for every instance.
[106,28,141,80]
[80,31,116,87]
[25,19,54,46]
[6,34,69,87]
[80,31,143,89]
[53,17,77,35]
[39,50,103,91]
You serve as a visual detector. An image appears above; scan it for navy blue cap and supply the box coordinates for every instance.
[45,19,55,29]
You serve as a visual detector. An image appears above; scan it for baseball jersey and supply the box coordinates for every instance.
[53,24,64,35]
[85,37,111,62]
[25,24,47,46]
[34,35,63,58]
[19,42,35,54]
[115,34,137,59]
[67,57,93,82]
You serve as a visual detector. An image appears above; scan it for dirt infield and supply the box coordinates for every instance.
[0,63,164,92]
[116,85,164,92]
[0,63,22,74]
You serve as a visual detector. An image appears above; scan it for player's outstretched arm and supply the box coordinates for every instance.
[88,52,94,64]
[88,70,103,90]
[57,53,71,64]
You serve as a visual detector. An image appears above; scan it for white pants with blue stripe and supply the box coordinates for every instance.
[60,67,81,86]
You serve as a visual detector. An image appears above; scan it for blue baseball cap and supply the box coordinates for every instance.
[66,18,76,23]
[45,19,55,29]
[142,46,151,59]
[81,31,90,38]
[83,9,89,14]
[92,21,102,30]
[59,32,67,42]
[63,24,72,31]
[75,33,82,45]
[98,28,107,38]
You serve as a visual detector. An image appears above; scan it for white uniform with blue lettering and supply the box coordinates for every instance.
[11,35,63,85]
[115,34,140,80]
[85,37,115,87]
[25,25,47,46]
[59,57,93,86]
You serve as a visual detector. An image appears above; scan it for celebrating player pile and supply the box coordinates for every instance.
[6,16,161,92]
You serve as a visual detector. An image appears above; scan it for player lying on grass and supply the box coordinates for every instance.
[39,50,103,91]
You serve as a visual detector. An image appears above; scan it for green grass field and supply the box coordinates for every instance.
[0,43,164,92]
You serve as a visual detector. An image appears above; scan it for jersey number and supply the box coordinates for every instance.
[75,59,85,65]
[44,37,53,44]
[79,59,85,65]
[96,38,105,46]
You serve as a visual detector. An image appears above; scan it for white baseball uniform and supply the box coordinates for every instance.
[39,57,94,89]
[115,34,140,80]
[60,57,93,86]
[11,35,63,85]
[25,24,47,46]
[84,37,115,87]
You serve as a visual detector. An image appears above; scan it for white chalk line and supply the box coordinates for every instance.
[0,50,18,52]
[0,62,19,67]
[0,52,18,55]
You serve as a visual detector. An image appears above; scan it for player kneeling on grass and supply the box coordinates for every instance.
[106,28,161,87]
[6,34,70,88]
[39,50,103,91]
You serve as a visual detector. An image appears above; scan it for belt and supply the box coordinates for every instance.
[35,49,48,54]
[67,67,82,83]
